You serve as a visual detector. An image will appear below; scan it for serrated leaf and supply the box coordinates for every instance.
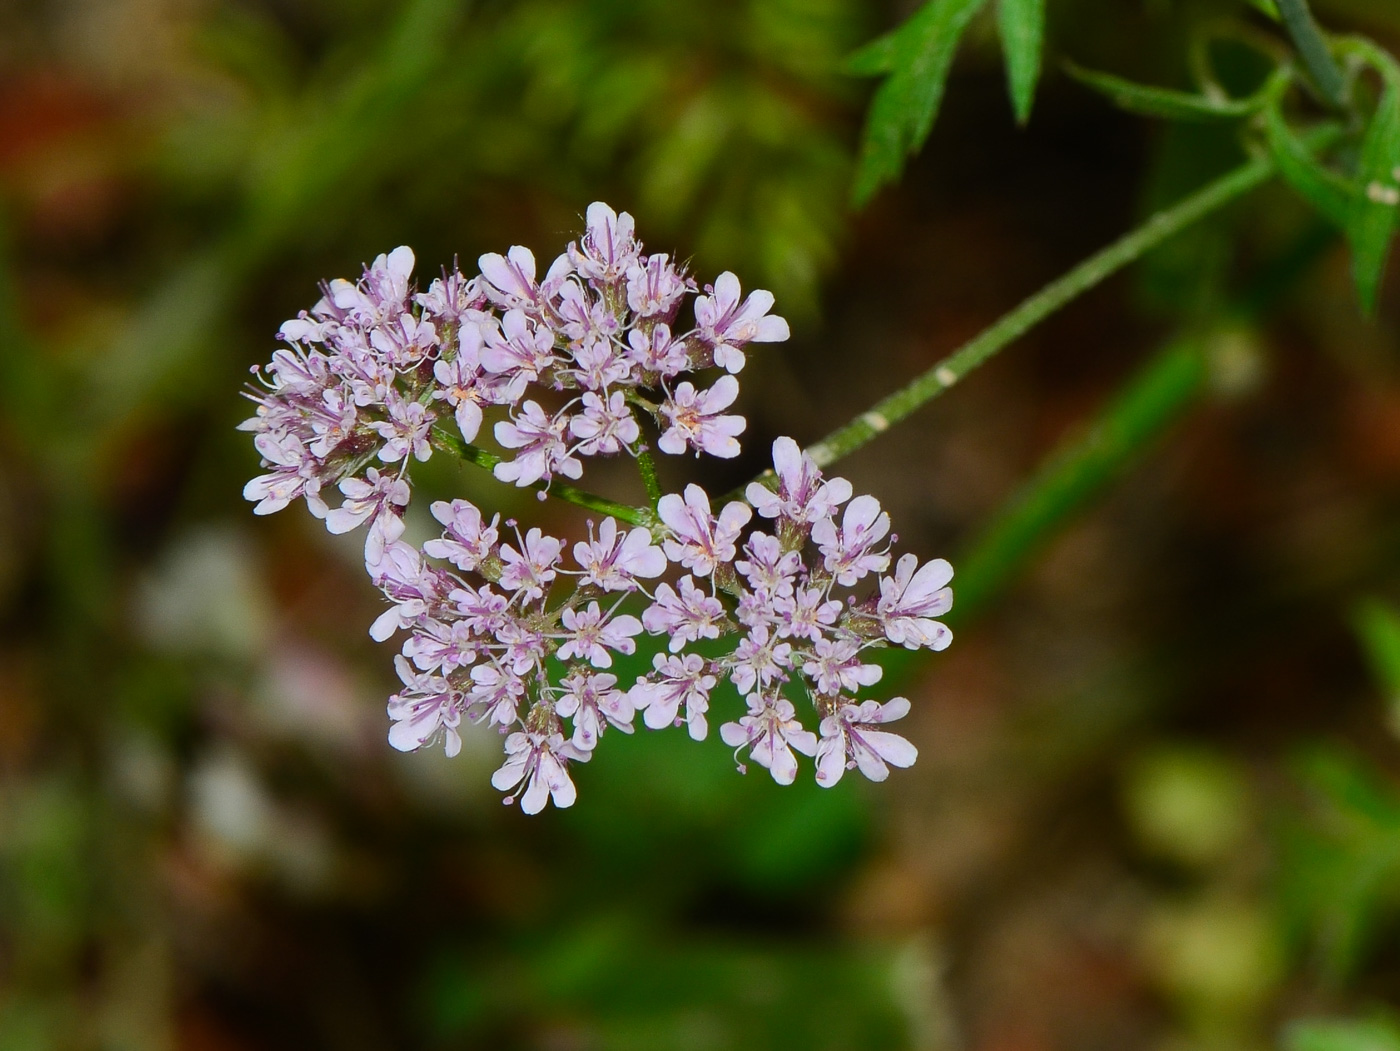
[1347,68,1400,314]
[1264,93,1356,228]
[852,0,991,207]
[1065,62,1261,121]
[997,0,1044,124]
[1285,1018,1400,1051]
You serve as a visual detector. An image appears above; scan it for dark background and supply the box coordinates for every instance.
[4,1,1400,1048]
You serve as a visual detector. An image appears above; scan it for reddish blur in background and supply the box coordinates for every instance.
[4,1,1400,1049]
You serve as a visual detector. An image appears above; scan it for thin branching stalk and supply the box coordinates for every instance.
[432,427,651,526]
[1276,0,1347,107]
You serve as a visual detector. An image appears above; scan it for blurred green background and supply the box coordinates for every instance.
[5,0,1400,1048]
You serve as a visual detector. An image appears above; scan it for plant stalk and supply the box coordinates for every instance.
[432,428,650,526]
[1275,0,1346,107]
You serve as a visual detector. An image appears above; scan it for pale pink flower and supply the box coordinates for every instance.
[815,698,918,787]
[876,554,954,651]
[569,390,639,456]
[568,337,631,391]
[387,658,464,757]
[494,401,583,487]
[626,323,689,377]
[370,312,437,368]
[719,699,817,785]
[567,202,639,284]
[498,527,563,602]
[572,517,666,592]
[802,637,883,697]
[423,499,500,572]
[632,653,715,740]
[657,484,752,577]
[747,437,853,525]
[372,391,435,463]
[480,309,557,384]
[325,468,410,564]
[657,377,745,458]
[368,542,444,641]
[812,494,891,586]
[734,532,801,598]
[693,271,790,373]
[625,253,692,319]
[556,670,635,751]
[477,245,570,313]
[466,662,526,728]
[491,731,590,814]
[772,586,842,642]
[641,576,725,651]
[402,618,478,674]
[727,624,793,696]
[557,602,642,668]
[243,432,324,517]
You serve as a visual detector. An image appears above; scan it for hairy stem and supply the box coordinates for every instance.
[1275,0,1346,107]
[803,151,1280,470]
[432,428,650,526]
[636,447,663,505]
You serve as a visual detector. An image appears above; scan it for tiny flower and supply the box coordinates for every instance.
[815,697,918,787]
[727,623,793,696]
[657,377,746,459]
[402,618,478,674]
[746,436,853,525]
[387,659,464,757]
[626,323,688,377]
[568,336,631,391]
[423,498,500,572]
[802,637,883,697]
[876,554,954,651]
[491,731,590,814]
[243,432,325,517]
[432,328,493,443]
[494,401,583,487]
[567,201,640,284]
[480,309,558,384]
[625,253,691,319]
[307,387,359,459]
[414,268,486,324]
[772,586,842,643]
[693,271,790,373]
[657,484,752,577]
[557,602,643,669]
[812,494,891,586]
[369,312,438,368]
[368,542,445,641]
[632,653,715,740]
[325,468,411,564]
[467,661,526,728]
[734,532,801,598]
[641,576,725,651]
[569,390,640,456]
[372,391,435,463]
[477,245,570,313]
[572,517,666,592]
[556,670,634,750]
[719,699,817,785]
[555,282,621,348]
[495,618,550,676]
[498,527,563,602]
[451,582,510,636]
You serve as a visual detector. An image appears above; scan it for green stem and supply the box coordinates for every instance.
[636,447,663,505]
[1275,0,1346,108]
[431,427,651,527]
[803,150,1279,470]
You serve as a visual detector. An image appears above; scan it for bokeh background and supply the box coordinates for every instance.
[5,0,1400,1048]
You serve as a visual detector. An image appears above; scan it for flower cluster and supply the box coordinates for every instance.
[242,204,953,813]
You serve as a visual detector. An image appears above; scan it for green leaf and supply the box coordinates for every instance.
[1285,1018,1400,1051]
[997,0,1045,124]
[1065,62,1262,121]
[1353,599,1400,733]
[844,29,897,75]
[1347,67,1400,314]
[852,0,991,206]
[1242,0,1280,19]
[1263,92,1356,228]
